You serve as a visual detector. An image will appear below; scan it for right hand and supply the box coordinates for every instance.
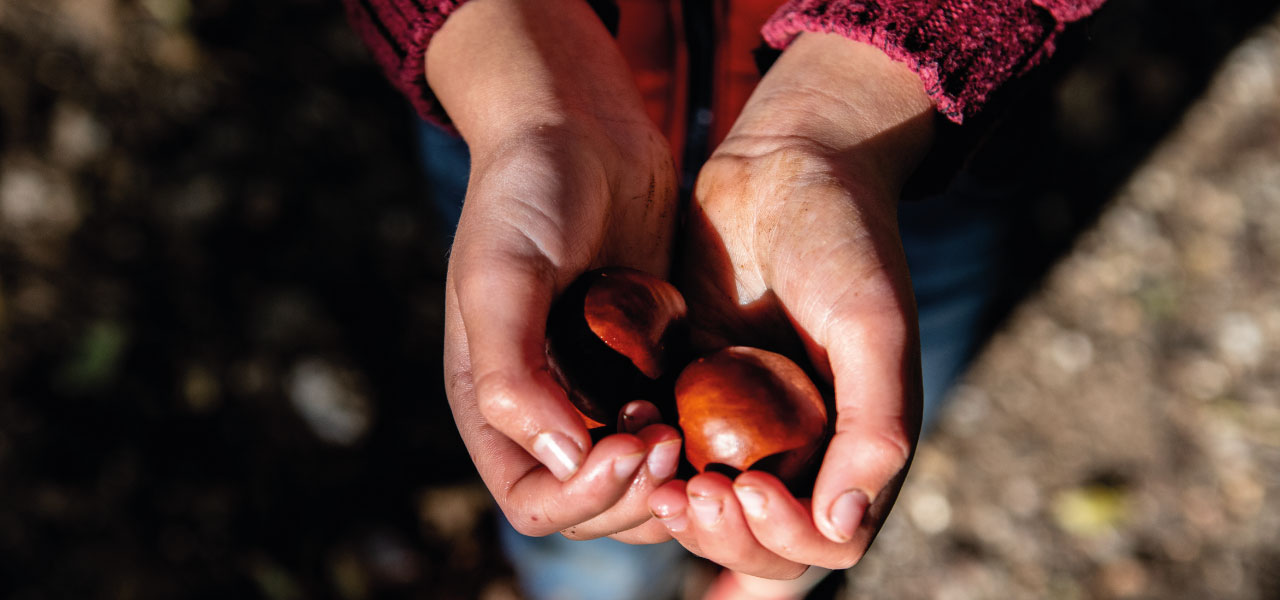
[429,0,683,543]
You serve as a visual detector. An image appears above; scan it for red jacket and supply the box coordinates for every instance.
[344,0,1105,163]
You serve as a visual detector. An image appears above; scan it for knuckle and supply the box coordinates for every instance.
[472,372,520,422]
[870,426,913,466]
[444,363,474,401]
[450,254,494,298]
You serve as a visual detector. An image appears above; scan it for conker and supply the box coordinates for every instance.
[545,268,688,428]
[675,346,828,481]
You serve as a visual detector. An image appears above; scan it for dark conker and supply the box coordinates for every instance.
[675,346,828,482]
[545,268,688,428]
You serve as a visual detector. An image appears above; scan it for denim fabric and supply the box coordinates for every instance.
[499,524,687,600]
[900,172,1011,430]
[417,122,470,236]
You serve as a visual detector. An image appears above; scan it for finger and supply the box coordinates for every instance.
[443,272,538,496]
[560,424,683,540]
[809,311,918,544]
[763,190,920,545]
[682,472,808,579]
[445,277,649,537]
[732,471,866,569]
[499,433,652,536]
[451,230,596,481]
[648,480,705,556]
[607,518,674,545]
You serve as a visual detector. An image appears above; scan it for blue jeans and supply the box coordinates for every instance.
[418,123,1008,599]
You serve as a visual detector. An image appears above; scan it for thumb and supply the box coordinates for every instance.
[803,279,921,545]
[764,191,922,545]
[453,239,594,481]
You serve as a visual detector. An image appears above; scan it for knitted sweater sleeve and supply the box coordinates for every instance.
[342,0,1106,126]
[761,0,1108,123]
[341,0,467,126]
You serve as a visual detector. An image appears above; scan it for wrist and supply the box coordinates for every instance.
[721,34,936,193]
[425,0,652,152]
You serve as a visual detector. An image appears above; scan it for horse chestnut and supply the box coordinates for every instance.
[545,268,688,428]
[547,269,830,483]
[675,346,828,481]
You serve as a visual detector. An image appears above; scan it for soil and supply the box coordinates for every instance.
[1,1,1277,599]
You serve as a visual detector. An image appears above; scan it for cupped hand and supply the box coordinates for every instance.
[648,34,937,578]
[430,0,681,542]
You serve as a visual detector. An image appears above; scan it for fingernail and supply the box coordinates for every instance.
[734,485,767,519]
[688,493,722,527]
[613,452,645,479]
[618,400,660,433]
[828,490,870,542]
[650,507,688,533]
[532,431,583,481]
[646,439,681,480]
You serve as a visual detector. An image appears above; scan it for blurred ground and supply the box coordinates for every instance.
[0,1,1278,599]
[852,13,1280,600]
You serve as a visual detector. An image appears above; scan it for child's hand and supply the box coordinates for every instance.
[648,33,936,577]
[431,0,682,543]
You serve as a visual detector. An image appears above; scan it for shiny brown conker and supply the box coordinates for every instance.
[675,346,828,481]
[545,268,688,428]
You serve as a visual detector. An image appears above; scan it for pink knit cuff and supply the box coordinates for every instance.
[1034,0,1106,21]
[342,0,468,127]
[762,0,1101,123]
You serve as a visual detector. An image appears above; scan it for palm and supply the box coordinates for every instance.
[443,120,685,543]
[679,148,913,375]
[650,142,924,578]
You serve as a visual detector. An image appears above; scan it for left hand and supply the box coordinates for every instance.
[647,33,937,578]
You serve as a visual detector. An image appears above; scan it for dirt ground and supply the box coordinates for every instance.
[849,15,1280,600]
[1,1,1278,599]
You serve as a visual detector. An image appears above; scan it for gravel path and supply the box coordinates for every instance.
[854,14,1280,600]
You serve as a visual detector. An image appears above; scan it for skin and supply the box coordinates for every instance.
[429,0,935,576]
[649,34,935,578]
[431,0,683,542]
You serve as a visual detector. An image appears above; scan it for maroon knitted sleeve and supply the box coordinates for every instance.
[762,0,1108,123]
[343,0,1106,126]
[341,0,468,126]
